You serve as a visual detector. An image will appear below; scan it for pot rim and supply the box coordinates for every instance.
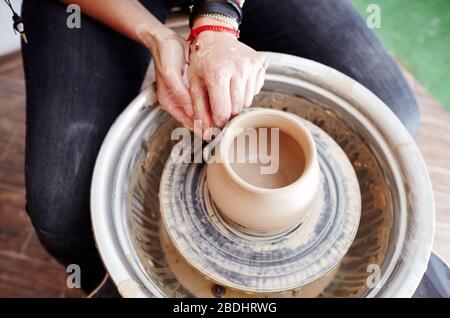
[216,108,319,195]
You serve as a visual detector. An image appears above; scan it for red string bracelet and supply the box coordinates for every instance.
[187,24,240,42]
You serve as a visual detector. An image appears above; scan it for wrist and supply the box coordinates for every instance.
[191,17,240,42]
[192,16,235,29]
[188,24,240,45]
[136,22,177,53]
[189,0,243,28]
[194,14,239,30]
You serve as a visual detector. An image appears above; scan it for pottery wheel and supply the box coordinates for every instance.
[160,116,361,293]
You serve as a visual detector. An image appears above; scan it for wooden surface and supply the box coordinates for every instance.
[0,52,448,297]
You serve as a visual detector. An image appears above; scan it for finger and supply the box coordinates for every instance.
[230,75,245,116]
[157,80,193,130]
[260,54,270,70]
[254,54,268,95]
[170,72,194,117]
[255,66,266,94]
[190,76,213,136]
[168,107,194,130]
[206,75,232,128]
[244,67,257,108]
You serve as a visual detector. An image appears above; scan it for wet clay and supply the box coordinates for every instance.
[229,130,305,189]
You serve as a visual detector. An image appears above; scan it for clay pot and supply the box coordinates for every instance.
[206,109,321,235]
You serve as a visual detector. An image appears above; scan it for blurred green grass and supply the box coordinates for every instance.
[352,0,450,110]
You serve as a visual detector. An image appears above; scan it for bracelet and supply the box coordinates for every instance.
[189,0,243,28]
[197,13,239,30]
[187,25,240,42]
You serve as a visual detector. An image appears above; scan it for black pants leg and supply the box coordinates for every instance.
[21,0,172,292]
[240,0,420,136]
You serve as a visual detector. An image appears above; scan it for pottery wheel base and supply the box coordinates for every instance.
[160,115,361,293]
[160,225,338,298]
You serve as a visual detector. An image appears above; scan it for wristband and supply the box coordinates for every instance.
[189,0,243,28]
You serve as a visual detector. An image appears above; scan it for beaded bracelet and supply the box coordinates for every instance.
[196,12,239,30]
[189,0,243,28]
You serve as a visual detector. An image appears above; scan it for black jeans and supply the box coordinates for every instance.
[21,0,419,291]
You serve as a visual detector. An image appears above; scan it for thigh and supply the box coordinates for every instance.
[21,0,169,269]
[240,0,420,136]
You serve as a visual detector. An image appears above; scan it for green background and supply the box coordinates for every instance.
[352,0,450,110]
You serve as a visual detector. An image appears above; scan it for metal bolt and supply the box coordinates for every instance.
[211,284,226,298]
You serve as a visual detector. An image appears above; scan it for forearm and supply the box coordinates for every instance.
[57,0,173,51]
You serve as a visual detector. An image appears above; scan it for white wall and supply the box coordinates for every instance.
[0,0,22,56]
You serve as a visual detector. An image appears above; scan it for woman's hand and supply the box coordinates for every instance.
[62,1,196,129]
[189,27,268,137]
[139,27,194,130]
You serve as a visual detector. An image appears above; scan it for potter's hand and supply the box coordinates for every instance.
[188,28,268,135]
[144,31,194,129]
[57,0,195,128]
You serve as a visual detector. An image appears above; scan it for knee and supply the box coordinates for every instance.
[26,182,92,262]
